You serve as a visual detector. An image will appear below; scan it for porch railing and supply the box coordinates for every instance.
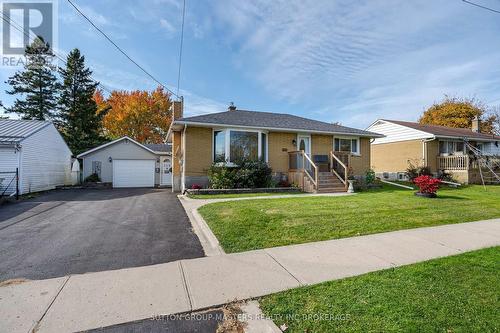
[288,150,318,189]
[437,155,469,170]
[330,151,347,186]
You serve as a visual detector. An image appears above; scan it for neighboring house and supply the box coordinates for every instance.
[0,119,72,196]
[166,101,383,192]
[77,136,172,188]
[366,119,500,184]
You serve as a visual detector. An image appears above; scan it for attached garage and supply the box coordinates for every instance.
[77,137,172,188]
[113,159,155,188]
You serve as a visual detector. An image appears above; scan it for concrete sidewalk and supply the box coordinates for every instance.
[1,219,499,333]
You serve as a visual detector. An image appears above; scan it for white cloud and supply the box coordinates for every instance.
[205,0,500,127]
[159,18,175,34]
[86,61,226,117]
[180,90,226,116]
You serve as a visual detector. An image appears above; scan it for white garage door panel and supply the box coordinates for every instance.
[113,159,155,188]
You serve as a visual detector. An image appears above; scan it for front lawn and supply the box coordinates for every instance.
[199,185,500,253]
[260,246,500,332]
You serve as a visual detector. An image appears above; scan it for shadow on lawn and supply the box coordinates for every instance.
[434,195,467,200]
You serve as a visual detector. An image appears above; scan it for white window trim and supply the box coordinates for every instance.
[212,128,269,164]
[296,133,311,155]
[333,136,361,156]
[438,140,466,156]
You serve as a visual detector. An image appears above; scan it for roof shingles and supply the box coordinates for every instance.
[177,110,381,137]
[384,119,500,140]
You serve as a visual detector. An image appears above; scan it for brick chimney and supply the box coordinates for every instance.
[471,116,481,133]
[228,102,236,111]
[171,97,184,122]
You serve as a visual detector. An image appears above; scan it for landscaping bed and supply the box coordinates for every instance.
[186,187,301,196]
[260,246,500,332]
[188,191,304,199]
[198,185,500,253]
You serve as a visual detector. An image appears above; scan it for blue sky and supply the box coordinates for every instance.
[2,0,500,128]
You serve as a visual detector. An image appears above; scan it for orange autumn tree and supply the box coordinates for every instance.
[100,87,172,143]
[419,96,496,134]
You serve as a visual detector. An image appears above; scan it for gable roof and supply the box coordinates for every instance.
[77,136,161,158]
[381,119,500,141]
[175,110,382,137]
[0,119,51,145]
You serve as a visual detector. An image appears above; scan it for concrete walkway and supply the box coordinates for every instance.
[1,219,499,333]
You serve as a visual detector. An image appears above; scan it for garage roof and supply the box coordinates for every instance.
[0,119,50,145]
[77,136,170,158]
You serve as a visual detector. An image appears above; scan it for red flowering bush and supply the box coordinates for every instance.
[191,184,202,190]
[413,175,441,194]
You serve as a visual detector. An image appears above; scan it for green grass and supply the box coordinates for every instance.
[188,192,302,199]
[260,247,500,333]
[199,185,500,253]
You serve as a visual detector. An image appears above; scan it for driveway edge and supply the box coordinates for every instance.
[178,195,225,256]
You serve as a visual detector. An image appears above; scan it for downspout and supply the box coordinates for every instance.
[422,137,436,169]
[181,124,187,193]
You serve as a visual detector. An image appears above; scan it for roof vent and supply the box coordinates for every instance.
[228,102,236,111]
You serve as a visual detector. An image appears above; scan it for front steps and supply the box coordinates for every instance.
[302,172,346,193]
[317,172,347,193]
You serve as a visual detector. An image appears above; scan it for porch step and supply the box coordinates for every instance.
[316,187,347,193]
[319,179,343,184]
[315,172,347,193]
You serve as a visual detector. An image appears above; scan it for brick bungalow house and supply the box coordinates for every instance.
[367,119,500,184]
[166,101,383,192]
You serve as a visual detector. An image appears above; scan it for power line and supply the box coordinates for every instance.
[0,10,113,95]
[176,0,186,97]
[66,0,179,99]
[462,0,500,14]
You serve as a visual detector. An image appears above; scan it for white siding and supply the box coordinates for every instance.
[367,120,433,145]
[20,124,72,194]
[81,140,160,184]
[0,147,19,195]
[481,141,500,155]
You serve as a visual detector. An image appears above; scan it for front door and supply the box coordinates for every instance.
[297,135,311,169]
[161,157,172,186]
[298,135,311,155]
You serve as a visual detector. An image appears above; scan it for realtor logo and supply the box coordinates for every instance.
[1,0,57,65]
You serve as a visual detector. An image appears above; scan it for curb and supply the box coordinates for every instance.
[178,195,225,256]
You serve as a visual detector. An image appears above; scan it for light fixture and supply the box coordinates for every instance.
[108,156,112,163]
[292,139,297,146]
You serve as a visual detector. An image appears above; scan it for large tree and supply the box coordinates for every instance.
[419,96,496,134]
[101,87,172,143]
[58,49,108,155]
[488,106,500,135]
[5,37,58,120]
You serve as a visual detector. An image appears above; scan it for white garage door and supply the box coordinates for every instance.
[113,159,155,188]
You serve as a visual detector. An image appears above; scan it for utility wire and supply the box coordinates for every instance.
[0,10,113,95]
[176,0,186,97]
[462,0,500,14]
[66,0,179,98]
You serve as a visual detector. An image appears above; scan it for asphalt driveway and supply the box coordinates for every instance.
[0,188,204,281]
